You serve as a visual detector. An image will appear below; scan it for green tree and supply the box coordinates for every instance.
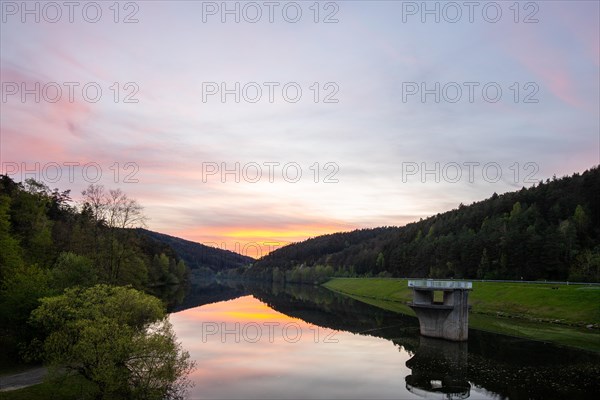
[569,248,600,282]
[0,194,23,279]
[0,264,53,361]
[81,185,147,284]
[375,252,385,271]
[51,252,97,290]
[272,267,283,283]
[151,253,171,284]
[509,201,522,220]
[477,248,490,279]
[10,180,54,265]
[31,285,195,400]
[573,205,590,232]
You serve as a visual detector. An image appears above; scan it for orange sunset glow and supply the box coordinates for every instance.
[180,296,296,324]
[174,223,356,257]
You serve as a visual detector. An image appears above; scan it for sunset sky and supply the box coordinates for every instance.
[1,1,598,257]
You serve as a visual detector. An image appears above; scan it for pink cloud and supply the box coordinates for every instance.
[511,43,582,109]
[2,126,69,162]
[498,6,598,113]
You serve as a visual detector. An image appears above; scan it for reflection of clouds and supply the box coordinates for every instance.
[174,296,293,323]
[170,295,429,400]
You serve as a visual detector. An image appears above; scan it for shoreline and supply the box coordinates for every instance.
[323,277,600,352]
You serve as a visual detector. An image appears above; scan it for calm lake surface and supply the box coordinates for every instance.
[169,281,599,399]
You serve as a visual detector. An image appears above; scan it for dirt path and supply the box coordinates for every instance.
[0,367,48,392]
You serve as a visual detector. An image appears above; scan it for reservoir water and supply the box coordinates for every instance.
[169,281,599,399]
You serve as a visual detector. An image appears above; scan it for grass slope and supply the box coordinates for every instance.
[1,374,97,400]
[323,278,600,351]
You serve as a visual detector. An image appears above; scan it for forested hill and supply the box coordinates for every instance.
[0,175,194,364]
[139,229,253,272]
[252,166,600,282]
[0,175,251,365]
[0,175,190,290]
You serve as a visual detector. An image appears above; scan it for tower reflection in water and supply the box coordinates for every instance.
[405,337,471,399]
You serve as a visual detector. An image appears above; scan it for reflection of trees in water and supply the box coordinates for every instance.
[178,279,600,399]
[454,329,599,399]
[153,282,189,310]
[168,278,248,312]
[241,279,422,347]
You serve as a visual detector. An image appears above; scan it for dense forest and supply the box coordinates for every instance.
[242,166,600,283]
[139,229,253,275]
[0,176,192,369]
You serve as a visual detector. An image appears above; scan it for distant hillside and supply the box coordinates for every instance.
[138,229,253,272]
[250,227,397,273]
[249,166,600,282]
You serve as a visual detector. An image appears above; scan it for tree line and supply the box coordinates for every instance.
[0,176,193,399]
[241,166,600,282]
[139,229,253,275]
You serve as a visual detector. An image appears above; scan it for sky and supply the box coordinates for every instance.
[1,1,599,258]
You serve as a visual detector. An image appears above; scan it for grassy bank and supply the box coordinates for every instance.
[323,278,600,352]
[0,373,96,400]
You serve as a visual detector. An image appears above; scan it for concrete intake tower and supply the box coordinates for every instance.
[408,280,472,341]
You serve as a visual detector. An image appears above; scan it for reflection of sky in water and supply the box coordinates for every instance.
[170,295,495,399]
